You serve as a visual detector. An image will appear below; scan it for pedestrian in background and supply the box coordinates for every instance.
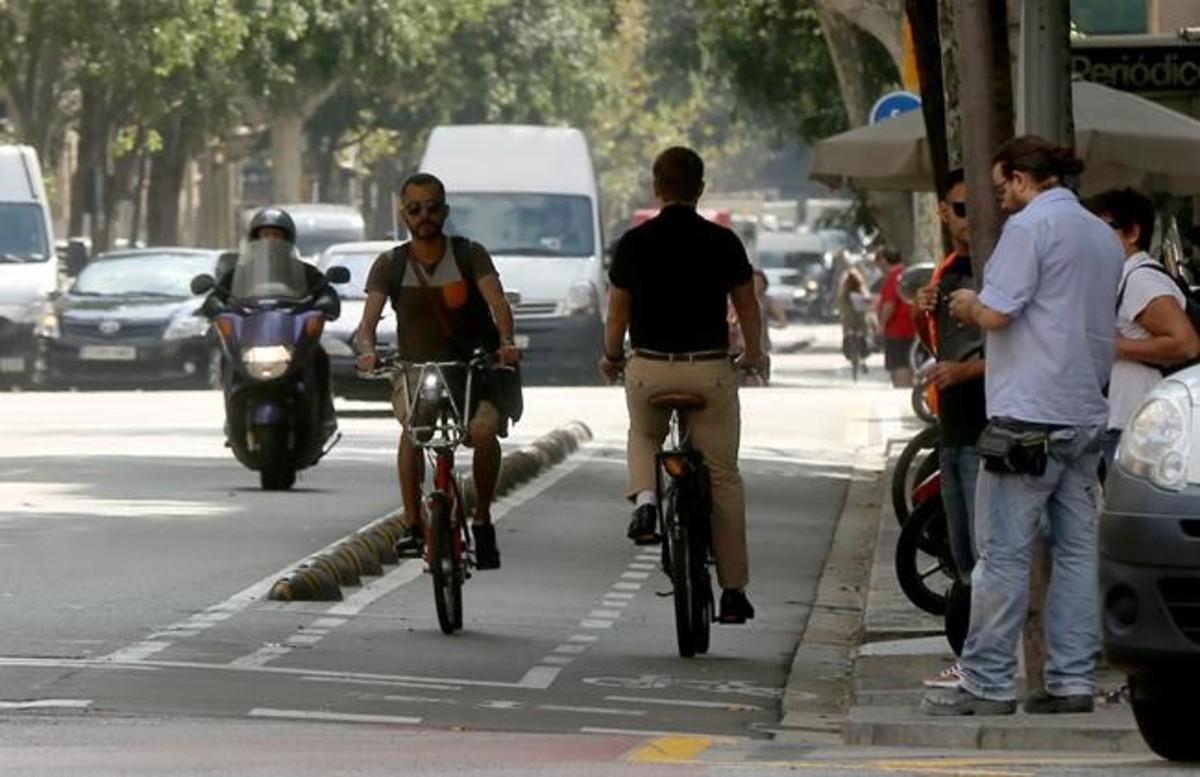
[876,248,916,387]
[1086,188,1200,471]
[923,135,1124,716]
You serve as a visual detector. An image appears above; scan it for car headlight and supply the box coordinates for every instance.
[1119,380,1193,490]
[322,336,355,357]
[33,310,60,339]
[242,345,292,381]
[792,287,808,300]
[164,312,210,341]
[557,281,598,316]
[806,279,820,291]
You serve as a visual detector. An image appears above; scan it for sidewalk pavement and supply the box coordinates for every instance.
[782,439,1149,755]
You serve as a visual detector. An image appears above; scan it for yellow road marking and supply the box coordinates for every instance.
[628,735,713,763]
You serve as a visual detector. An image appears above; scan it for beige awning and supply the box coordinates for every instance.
[809,81,1200,195]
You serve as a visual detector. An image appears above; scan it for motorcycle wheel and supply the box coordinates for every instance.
[894,498,954,616]
[891,425,940,526]
[257,426,296,491]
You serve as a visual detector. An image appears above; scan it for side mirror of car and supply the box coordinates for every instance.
[505,290,522,307]
[191,273,216,296]
[324,266,351,285]
[64,239,89,277]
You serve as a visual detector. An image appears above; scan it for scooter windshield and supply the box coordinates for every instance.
[230,241,309,303]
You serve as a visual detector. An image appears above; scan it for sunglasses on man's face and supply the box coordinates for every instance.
[402,200,445,217]
[949,201,967,218]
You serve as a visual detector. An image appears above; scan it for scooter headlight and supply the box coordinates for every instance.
[242,345,292,381]
[1119,380,1192,491]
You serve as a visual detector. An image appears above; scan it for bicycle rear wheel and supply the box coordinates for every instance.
[429,492,462,635]
[665,488,697,658]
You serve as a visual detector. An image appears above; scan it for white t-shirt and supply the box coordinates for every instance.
[1108,253,1186,430]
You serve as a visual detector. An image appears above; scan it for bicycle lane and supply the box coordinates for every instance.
[16,442,849,739]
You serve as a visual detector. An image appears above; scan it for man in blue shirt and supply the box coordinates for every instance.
[922,136,1124,716]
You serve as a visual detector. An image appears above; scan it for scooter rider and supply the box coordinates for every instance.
[208,207,340,435]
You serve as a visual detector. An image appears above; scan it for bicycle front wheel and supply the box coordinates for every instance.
[429,492,462,635]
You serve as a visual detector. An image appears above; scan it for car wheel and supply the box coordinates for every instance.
[1130,674,1200,761]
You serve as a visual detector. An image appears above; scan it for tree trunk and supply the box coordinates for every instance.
[145,117,191,246]
[271,111,305,204]
[940,0,962,169]
[69,83,110,247]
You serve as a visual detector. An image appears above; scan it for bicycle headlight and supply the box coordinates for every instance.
[1119,380,1193,491]
[242,345,292,381]
[420,372,443,401]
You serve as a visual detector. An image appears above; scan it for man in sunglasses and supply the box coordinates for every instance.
[913,167,986,690]
[354,173,520,570]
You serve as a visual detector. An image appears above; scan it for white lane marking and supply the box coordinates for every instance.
[627,563,656,570]
[612,582,642,591]
[301,676,461,692]
[539,656,574,666]
[518,666,561,689]
[603,695,763,711]
[478,700,523,710]
[568,635,598,643]
[383,695,448,704]
[601,600,629,609]
[635,554,659,561]
[580,619,613,629]
[605,592,635,600]
[620,571,650,580]
[103,642,170,663]
[230,645,291,668]
[310,617,347,629]
[0,699,92,710]
[249,708,421,726]
[588,610,622,619]
[286,634,323,646]
[540,704,645,717]
[553,644,588,655]
[580,727,705,737]
[299,629,329,637]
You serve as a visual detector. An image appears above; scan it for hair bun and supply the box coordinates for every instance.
[1052,146,1085,177]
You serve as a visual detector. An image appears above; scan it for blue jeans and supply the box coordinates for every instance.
[960,425,1103,702]
[939,446,980,580]
[1100,428,1121,478]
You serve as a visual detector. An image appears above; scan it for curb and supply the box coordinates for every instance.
[777,456,884,741]
[268,421,593,602]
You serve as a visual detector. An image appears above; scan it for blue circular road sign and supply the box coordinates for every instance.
[869,91,922,125]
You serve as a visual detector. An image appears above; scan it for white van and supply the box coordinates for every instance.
[419,124,604,384]
[0,145,57,383]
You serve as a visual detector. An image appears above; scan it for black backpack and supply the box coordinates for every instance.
[1116,261,1200,376]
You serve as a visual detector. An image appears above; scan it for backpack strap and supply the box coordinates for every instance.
[1115,260,1170,314]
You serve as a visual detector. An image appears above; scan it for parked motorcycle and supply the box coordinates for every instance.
[191,241,349,490]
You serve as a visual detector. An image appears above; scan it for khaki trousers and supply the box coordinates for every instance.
[624,355,747,590]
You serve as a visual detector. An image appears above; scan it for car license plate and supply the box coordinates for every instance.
[80,345,137,361]
[514,335,530,349]
[0,357,25,373]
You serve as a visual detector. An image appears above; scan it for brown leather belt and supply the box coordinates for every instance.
[632,349,729,363]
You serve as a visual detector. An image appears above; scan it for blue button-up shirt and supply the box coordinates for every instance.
[978,188,1123,426]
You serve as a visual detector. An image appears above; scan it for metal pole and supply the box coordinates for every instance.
[953,0,1013,279]
[1018,0,1073,146]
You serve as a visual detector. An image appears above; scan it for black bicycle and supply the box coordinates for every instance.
[654,390,716,658]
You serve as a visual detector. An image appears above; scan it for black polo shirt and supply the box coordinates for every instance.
[609,205,753,353]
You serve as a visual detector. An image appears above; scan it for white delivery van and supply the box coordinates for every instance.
[419,124,605,384]
[0,145,57,384]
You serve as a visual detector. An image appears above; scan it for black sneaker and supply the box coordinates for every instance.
[393,521,424,558]
[627,504,661,546]
[718,589,756,624]
[1023,689,1095,714]
[472,522,501,570]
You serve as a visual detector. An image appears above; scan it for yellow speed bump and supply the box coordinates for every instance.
[628,735,712,764]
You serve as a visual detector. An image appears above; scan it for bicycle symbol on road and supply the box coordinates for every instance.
[581,674,783,699]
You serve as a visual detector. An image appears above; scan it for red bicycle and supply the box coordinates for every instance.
[369,351,499,634]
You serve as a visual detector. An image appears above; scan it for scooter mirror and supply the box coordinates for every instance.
[324,266,351,284]
[191,273,216,296]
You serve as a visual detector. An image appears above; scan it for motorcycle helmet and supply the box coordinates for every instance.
[247,207,297,243]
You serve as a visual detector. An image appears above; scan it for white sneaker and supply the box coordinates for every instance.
[922,662,964,689]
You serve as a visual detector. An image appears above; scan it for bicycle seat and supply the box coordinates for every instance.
[650,392,706,411]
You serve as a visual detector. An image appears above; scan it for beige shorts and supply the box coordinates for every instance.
[390,372,500,438]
